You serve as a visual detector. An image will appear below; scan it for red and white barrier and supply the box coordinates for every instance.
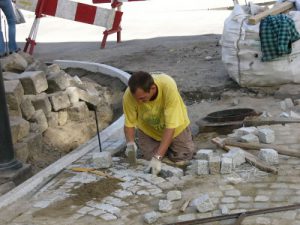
[16,0,124,53]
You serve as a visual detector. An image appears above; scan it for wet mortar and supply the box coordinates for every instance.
[32,178,121,218]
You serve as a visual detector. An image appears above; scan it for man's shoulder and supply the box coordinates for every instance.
[151,72,174,83]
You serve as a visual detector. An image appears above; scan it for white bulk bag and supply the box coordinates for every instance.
[221,4,300,87]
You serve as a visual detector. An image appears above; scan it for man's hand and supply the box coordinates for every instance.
[125,142,137,157]
[145,157,162,175]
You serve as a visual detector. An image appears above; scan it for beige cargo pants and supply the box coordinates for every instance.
[137,127,195,162]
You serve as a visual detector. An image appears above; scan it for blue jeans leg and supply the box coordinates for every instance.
[0,0,18,54]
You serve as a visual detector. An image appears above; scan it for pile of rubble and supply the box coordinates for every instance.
[1,53,114,172]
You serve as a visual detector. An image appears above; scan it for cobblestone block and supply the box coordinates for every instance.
[240,133,259,143]
[31,93,52,115]
[48,91,71,111]
[167,190,182,201]
[258,149,279,165]
[14,142,29,162]
[100,213,117,221]
[20,96,35,120]
[18,71,48,94]
[161,164,184,177]
[223,148,245,167]
[4,80,24,111]
[158,200,173,212]
[209,156,221,174]
[178,214,196,222]
[237,127,258,136]
[220,157,232,174]
[47,70,71,93]
[195,149,213,160]
[144,211,160,224]
[225,189,241,197]
[46,112,59,128]
[255,195,269,202]
[93,152,112,169]
[191,194,214,213]
[67,102,89,121]
[58,110,68,126]
[10,116,30,143]
[258,128,275,144]
[196,160,209,175]
[29,109,48,133]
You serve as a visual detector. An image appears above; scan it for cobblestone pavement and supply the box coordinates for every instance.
[1,123,300,225]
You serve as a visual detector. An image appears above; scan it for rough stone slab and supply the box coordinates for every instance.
[17,71,48,94]
[1,53,28,72]
[66,87,80,104]
[48,91,71,111]
[78,88,100,106]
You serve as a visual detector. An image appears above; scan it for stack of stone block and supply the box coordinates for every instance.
[2,53,114,165]
[186,148,244,175]
[229,126,279,165]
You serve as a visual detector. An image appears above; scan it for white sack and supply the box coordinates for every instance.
[221,4,300,87]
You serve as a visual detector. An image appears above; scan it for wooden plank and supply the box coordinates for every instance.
[224,139,300,158]
[212,137,278,174]
[248,1,294,25]
[243,117,300,127]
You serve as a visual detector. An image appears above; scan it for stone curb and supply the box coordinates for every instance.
[0,60,130,210]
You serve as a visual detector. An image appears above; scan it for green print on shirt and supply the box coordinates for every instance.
[141,106,165,131]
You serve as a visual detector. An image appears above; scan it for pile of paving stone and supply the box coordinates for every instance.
[1,52,114,170]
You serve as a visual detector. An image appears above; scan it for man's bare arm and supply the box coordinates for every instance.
[124,126,135,143]
[155,128,175,158]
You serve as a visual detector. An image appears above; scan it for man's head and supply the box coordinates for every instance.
[128,71,157,103]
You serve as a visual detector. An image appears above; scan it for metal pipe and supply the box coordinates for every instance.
[166,203,300,225]
[93,107,102,152]
[0,64,22,170]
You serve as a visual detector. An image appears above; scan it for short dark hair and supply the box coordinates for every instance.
[128,71,154,94]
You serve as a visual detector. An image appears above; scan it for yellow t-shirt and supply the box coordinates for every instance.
[123,74,190,141]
